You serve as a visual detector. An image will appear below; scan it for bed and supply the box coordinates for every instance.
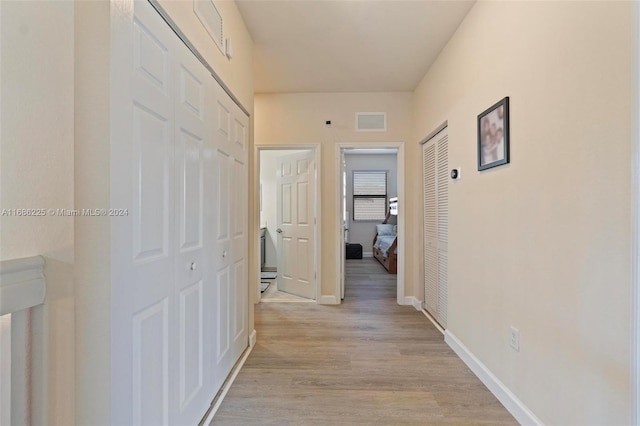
[372,197,398,274]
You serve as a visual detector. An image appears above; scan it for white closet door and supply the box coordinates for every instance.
[423,128,448,328]
[212,121,233,392]
[111,1,250,424]
[436,134,449,329]
[230,117,249,362]
[423,141,438,316]
[111,2,175,424]
[211,83,249,390]
[172,33,210,424]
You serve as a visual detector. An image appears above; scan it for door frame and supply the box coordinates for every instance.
[255,145,321,304]
[335,142,405,305]
[632,1,639,422]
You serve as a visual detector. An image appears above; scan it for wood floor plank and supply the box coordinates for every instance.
[211,258,516,425]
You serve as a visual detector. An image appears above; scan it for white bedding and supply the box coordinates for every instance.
[374,235,397,256]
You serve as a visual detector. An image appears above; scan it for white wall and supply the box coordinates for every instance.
[0,1,75,424]
[259,149,308,268]
[412,1,633,424]
[344,153,397,253]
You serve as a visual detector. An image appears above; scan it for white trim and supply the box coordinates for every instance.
[0,314,11,426]
[632,1,640,423]
[256,145,322,305]
[362,252,373,258]
[200,344,254,424]
[421,308,444,335]
[318,295,340,305]
[335,142,405,305]
[249,329,256,348]
[445,331,543,426]
[419,121,448,145]
[0,256,46,316]
[402,296,423,312]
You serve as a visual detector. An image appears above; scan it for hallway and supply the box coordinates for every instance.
[212,258,516,424]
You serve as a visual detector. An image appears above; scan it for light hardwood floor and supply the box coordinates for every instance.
[212,258,516,425]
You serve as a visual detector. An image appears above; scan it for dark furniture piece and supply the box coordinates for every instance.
[346,243,363,259]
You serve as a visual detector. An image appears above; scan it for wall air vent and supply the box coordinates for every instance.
[356,112,387,132]
[194,0,224,54]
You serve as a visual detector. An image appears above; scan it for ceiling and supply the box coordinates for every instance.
[236,0,476,94]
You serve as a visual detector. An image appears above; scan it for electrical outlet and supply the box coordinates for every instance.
[510,326,520,352]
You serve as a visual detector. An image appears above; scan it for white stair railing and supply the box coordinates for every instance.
[0,256,46,425]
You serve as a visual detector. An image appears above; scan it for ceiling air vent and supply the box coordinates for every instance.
[356,112,387,132]
[194,0,224,53]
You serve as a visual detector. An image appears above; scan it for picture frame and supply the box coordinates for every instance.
[478,97,509,171]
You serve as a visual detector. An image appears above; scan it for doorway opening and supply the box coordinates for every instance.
[257,146,320,303]
[336,143,405,305]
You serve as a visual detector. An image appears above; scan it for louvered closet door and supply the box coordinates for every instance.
[423,128,448,328]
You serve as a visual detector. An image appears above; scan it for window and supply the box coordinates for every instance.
[353,171,387,221]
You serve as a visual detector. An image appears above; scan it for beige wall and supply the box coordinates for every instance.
[412,1,633,424]
[157,0,254,110]
[253,92,412,298]
[0,1,75,424]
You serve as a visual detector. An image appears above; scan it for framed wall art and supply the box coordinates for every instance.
[478,97,509,171]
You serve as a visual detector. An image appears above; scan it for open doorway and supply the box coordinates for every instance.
[258,147,320,303]
[336,144,405,304]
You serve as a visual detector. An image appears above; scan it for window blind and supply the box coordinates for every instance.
[353,172,386,195]
[353,171,387,221]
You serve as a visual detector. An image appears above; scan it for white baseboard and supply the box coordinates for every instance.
[420,308,444,335]
[401,296,422,312]
[444,330,543,426]
[363,252,373,258]
[200,344,253,425]
[318,295,339,305]
[249,329,257,348]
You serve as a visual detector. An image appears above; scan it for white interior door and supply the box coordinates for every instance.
[276,151,316,299]
[423,127,448,328]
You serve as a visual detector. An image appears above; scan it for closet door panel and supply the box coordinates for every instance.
[422,128,448,328]
[173,37,208,424]
[212,149,234,388]
[111,2,175,424]
[436,135,449,328]
[230,155,248,359]
[423,141,438,316]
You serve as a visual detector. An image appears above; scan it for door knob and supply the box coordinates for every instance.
[222,250,227,258]
[276,228,283,234]
[190,262,197,271]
